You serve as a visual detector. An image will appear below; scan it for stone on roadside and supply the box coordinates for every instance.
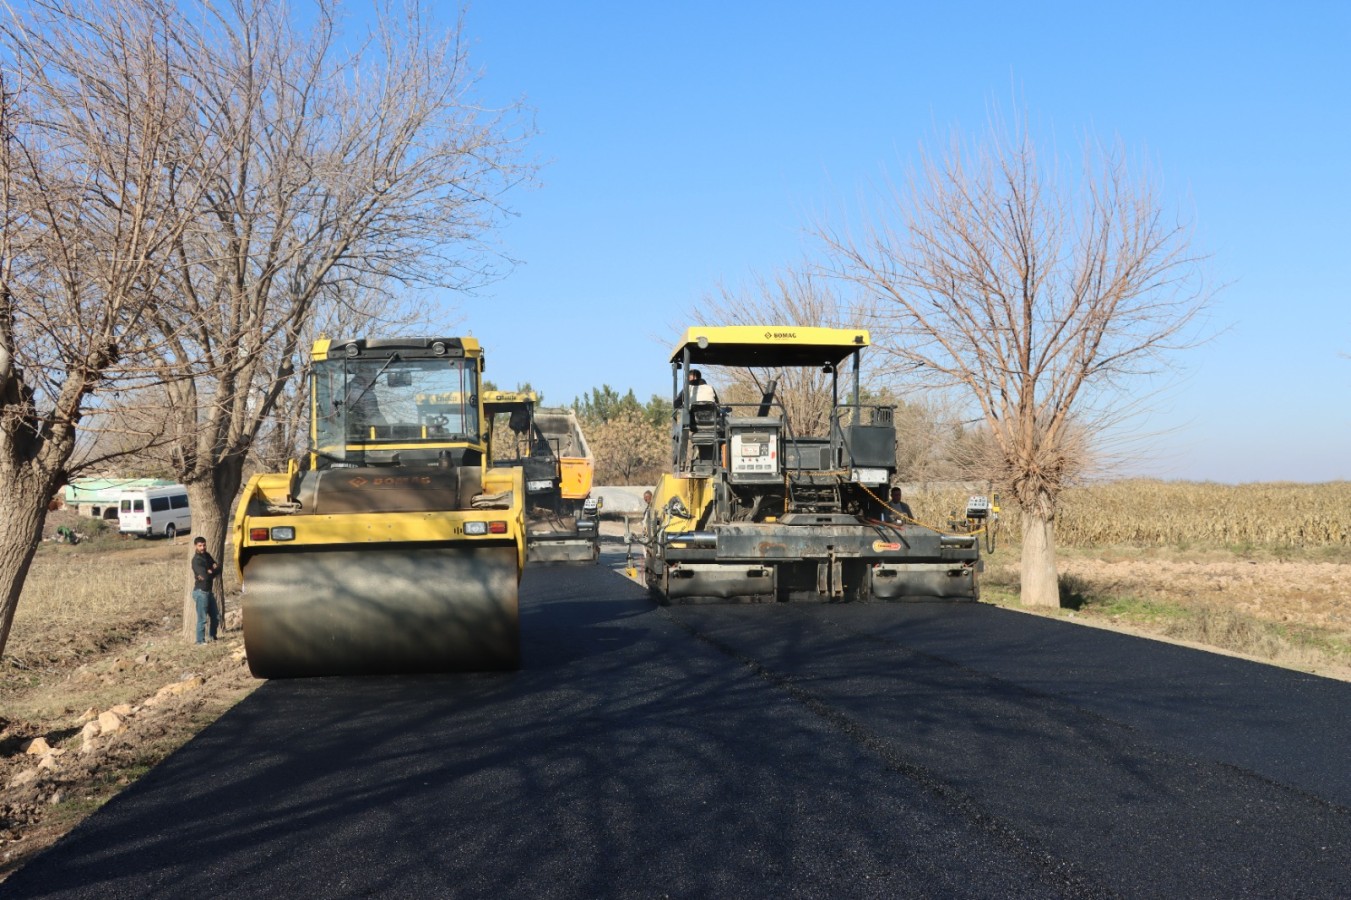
[97,710,126,734]
[77,707,99,724]
[24,737,52,755]
[80,720,101,753]
[144,675,207,707]
[37,754,59,771]
[109,703,133,717]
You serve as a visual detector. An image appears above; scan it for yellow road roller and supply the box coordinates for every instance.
[234,337,525,678]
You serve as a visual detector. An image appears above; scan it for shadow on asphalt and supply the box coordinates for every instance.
[6,563,1351,898]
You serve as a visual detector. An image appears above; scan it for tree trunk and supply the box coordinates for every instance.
[179,458,246,641]
[1020,508,1060,607]
[0,477,54,661]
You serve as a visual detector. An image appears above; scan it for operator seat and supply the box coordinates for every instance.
[687,385,722,475]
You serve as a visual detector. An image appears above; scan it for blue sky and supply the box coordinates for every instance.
[447,1,1349,484]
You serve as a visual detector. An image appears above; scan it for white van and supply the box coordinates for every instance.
[118,485,192,539]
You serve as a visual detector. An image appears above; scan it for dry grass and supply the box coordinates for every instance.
[978,547,1351,679]
[906,479,1351,551]
[901,481,1351,678]
[6,544,174,681]
[5,533,240,698]
[1053,480,1351,548]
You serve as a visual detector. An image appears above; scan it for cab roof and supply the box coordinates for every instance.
[482,389,538,413]
[312,336,481,360]
[669,325,870,368]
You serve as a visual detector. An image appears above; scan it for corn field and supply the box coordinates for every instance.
[904,480,1351,549]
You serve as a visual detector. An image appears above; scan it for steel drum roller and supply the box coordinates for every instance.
[242,545,520,678]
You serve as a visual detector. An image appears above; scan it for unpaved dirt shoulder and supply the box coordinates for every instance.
[983,550,1351,682]
[1058,555,1351,631]
[1,623,257,880]
[996,602,1351,683]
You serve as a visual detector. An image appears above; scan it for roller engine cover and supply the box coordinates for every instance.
[295,467,462,515]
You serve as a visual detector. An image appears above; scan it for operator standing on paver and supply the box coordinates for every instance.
[883,486,914,523]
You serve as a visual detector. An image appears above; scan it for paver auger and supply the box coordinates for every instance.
[641,326,980,603]
[234,337,526,678]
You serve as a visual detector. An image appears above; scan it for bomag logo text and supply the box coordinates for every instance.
[364,476,433,487]
[765,330,797,339]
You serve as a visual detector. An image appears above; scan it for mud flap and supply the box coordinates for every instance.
[242,545,520,677]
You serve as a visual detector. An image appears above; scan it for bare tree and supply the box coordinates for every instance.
[68,387,180,476]
[693,265,968,480]
[0,0,218,659]
[0,0,531,647]
[97,282,436,481]
[113,0,531,637]
[587,409,668,485]
[823,117,1208,606]
[890,394,978,484]
[693,267,865,436]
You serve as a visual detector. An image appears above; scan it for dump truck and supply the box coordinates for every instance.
[484,391,600,564]
[233,337,526,677]
[640,325,980,603]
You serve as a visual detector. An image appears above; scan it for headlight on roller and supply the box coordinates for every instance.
[464,521,487,536]
[248,526,296,542]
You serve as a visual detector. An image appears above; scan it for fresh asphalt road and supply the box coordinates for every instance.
[7,550,1351,898]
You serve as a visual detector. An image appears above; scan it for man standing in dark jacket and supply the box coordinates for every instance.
[191,536,220,644]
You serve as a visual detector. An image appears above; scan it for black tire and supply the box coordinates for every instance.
[165,524,176,540]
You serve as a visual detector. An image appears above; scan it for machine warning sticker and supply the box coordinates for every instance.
[872,540,902,552]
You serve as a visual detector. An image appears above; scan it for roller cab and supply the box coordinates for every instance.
[235,337,525,678]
